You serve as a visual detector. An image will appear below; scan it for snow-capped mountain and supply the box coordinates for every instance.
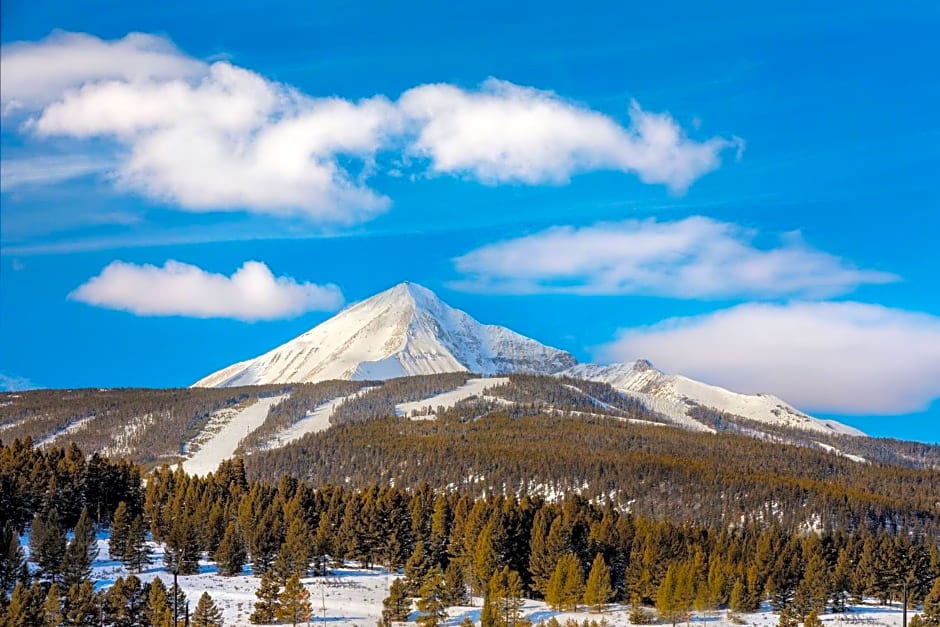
[562,361,864,436]
[194,281,862,437]
[193,282,577,387]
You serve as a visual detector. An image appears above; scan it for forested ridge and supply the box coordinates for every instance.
[2,440,940,626]
[2,374,938,471]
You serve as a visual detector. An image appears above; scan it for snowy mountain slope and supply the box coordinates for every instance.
[563,362,864,436]
[182,394,287,476]
[193,282,576,387]
[193,281,863,439]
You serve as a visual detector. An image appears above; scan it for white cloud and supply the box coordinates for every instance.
[4,32,740,223]
[31,62,398,221]
[600,302,940,415]
[69,260,344,321]
[400,78,740,192]
[453,217,897,298]
[0,154,115,191]
[0,31,205,111]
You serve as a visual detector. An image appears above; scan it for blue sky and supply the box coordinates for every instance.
[1,1,938,442]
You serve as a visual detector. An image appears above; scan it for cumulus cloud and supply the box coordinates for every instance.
[453,217,897,299]
[69,260,344,321]
[2,31,739,223]
[0,31,205,111]
[31,62,398,221]
[400,79,741,192]
[599,302,940,414]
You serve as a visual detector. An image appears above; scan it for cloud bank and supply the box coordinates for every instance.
[454,217,896,299]
[600,302,940,415]
[70,260,344,321]
[2,31,741,222]
[400,79,741,191]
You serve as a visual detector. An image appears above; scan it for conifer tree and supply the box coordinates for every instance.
[443,560,469,606]
[64,580,98,627]
[62,507,98,588]
[804,610,824,627]
[192,591,224,627]
[123,514,152,573]
[168,582,188,627]
[274,515,313,581]
[5,581,44,626]
[250,570,280,624]
[276,573,312,627]
[103,575,146,626]
[415,567,448,627]
[657,563,690,627]
[629,594,656,625]
[923,578,940,626]
[0,520,27,594]
[405,540,432,594]
[42,583,64,627]
[583,553,613,613]
[213,520,247,577]
[109,501,130,562]
[382,578,411,624]
[145,576,172,627]
[793,553,829,617]
[547,553,583,611]
[30,509,67,582]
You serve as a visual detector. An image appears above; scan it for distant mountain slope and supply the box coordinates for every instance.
[562,361,865,436]
[193,282,576,387]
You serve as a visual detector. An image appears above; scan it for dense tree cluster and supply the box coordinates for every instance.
[244,410,940,535]
[328,373,471,426]
[1,437,940,625]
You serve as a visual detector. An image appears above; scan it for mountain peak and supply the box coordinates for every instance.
[194,282,576,387]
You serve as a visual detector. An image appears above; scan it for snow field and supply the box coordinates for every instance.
[182,395,288,477]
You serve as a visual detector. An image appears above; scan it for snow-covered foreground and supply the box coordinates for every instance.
[183,395,287,477]
[86,536,915,627]
[395,377,509,419]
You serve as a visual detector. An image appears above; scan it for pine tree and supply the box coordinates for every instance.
[382,577,411,624]
[123,515,152,573]
[416,567,448,627]
[0,520,27,594]
[167,582,188,627]
[405,540,432,594]
[583,553,613,613]
[804,610,824,627]
[64,580,98,627]
[5,581,44,626]
[793,553,829,617]
[145,576,172,627]
[42,583,64,627]
[629,594,656,625]
[214,520,247,577]
[30,509,67,583]
[657,563,690,627]
[443,560,469,606]
[274,515,313,581]
[191,591,224,627]
[923,578,940,626]
[103,575,146,627]
[109,501,130,562]
[547,553,583,612]
[250,569,280,624]
[276,573,312,627]
[61,507,98,588]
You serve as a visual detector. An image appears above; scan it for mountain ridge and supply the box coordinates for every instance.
[194,281,863,436]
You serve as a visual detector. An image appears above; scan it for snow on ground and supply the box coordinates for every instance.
[395,377,510,420]
[89,538,916,627]
[29,530,908,627]
[182,395,287,477]
[815,441,867,464]
[35,416,95,446]
[265,388,377,448]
